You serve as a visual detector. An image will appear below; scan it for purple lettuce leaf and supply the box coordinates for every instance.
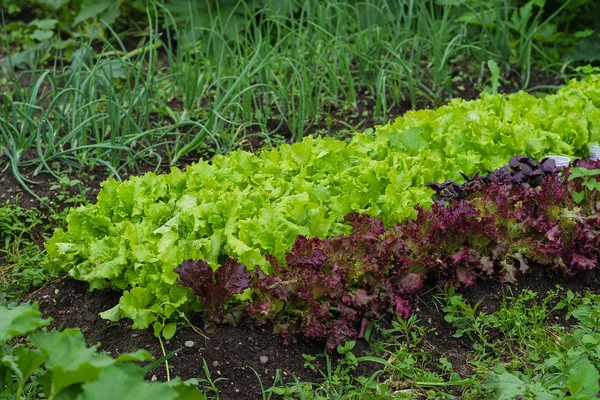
[175,258,250,324]
[214,258,252,298]
[174,259,214,300]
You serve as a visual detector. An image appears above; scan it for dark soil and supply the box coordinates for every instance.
[25,278,328,398]
[23,265,600,399]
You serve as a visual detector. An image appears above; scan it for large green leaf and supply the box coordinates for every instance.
[12,347,46,383]
[30,329,114,396]
[73,0,121,26]
[77,364,179,400]
[568,357,600,400]
[166,378,206,400]
[0,303,51,342]
[485,371,526,400]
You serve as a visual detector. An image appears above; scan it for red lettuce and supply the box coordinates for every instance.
[174,258,251,326]
[247,213,422,352]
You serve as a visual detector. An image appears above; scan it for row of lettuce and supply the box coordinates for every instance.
[44,74,600,340]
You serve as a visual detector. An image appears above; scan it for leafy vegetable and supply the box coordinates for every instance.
[245,213,422,352]
[0,303,205,399]
[174,258,251,326]
[46,75,600,332]
[428,155,558,204]
[568,357,600,400]
[0,302,50,342]
[485,357,600,400]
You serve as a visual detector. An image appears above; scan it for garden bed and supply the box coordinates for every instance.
[4,74,600,398]
[2,2,600,395]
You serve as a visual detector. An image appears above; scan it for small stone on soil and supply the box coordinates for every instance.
[184,340,195,347]
[213,361,219,367]
[151,375,157,382]
[260,356,269,364]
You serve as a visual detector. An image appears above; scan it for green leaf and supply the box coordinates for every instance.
[486,59,501,94]
[98,304,122,322]
[568,168,600,181]
[166,378,206,400]
[31,19,58,30]
[73,0,115,26]
[388,127,428,155]
[1,347,46,393]
[0,303,51,342]
[162,323,177,340]
[0,41,52,70]
[582,177,600,191]
[568,357,600,399]
[13,347,46,383]
[77,364,179,400]
[37,0,69,11]
[118,287,157,329]
[31,29,55,42]
[565,31,600,62]
[99,59,126,80]
[29,329,114,396]
[573,191,586,204]
[114,350,153,363]
[581,333,600,345]
[526,383,555,400]
[98,3,122,26]
[485,371,526,400]
[1,354,23,382]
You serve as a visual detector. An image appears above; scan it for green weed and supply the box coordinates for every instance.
[0,198,72,301]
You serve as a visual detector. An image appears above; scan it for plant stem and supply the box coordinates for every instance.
[157,335,171,382]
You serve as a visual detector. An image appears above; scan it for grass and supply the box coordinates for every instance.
[0,201,46,301]
[1,0,587,200]
[249,287,600,399]
[0,193,84,304]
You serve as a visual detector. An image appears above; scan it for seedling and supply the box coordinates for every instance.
[567,167,600,204]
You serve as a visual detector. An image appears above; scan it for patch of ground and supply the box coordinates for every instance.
[26,278,337,398]
[25,265,600,399]
[414,266,600,383]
